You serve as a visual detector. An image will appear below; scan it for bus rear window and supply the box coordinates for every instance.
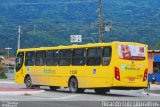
[118,44,145,60]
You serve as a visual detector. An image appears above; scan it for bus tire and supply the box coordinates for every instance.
[25,76,33,89]
[94,88,110,94]
[69,77,78,93]
[50,86,58,91]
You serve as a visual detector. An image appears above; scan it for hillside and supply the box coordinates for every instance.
[0,0,160,54]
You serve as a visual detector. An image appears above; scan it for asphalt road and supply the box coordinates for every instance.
[0,79,160,107]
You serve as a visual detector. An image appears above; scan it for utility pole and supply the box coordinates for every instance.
[18,26,21,50]
[5,47,12,59]
[98,0,103,43]
[34,24,36,31]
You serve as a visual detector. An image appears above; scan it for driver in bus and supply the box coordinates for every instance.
[121,45,131,59]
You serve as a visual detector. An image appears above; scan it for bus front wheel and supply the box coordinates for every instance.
[25,76,33,89]
[69,77,78,93]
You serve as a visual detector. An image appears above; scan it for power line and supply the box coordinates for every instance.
[105,0,160,9]
[0,0,97,5]
[0,0,159,9]
[1,23,160,30]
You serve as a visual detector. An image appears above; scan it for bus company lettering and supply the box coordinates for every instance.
[43,68,55,74]
[121,64,141,71]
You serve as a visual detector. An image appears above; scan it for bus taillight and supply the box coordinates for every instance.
[115,67,120,81]
[143,68,148,81]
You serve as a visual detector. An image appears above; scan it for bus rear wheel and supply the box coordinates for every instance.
[94,88,110,94]
[25,76,33,89]
[69,77,79,93]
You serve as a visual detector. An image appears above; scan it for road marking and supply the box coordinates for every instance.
[0,94,82,101]
[0,90,45,96]
[50,94,82,100]
[0,81,15,84]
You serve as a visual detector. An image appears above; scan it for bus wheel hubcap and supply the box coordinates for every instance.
[70,78,77,92]
[26,78,31,87]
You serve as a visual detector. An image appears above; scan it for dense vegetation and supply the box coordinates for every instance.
[0,0,160,55]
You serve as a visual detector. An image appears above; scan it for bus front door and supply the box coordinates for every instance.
[15,52,25,84]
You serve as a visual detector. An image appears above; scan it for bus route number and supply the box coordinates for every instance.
[70,70,77,74]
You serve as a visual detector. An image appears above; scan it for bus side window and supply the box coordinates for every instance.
[86,48,102,66]
[72,49,86,66]
[35,51,46,66]
[59,50,72,66]
[25,51,35,66]
[46,50,59,66]
[103,47,112,66]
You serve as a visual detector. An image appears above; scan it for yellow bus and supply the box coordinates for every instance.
[15,42,148,94]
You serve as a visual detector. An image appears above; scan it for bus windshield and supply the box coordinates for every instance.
[16,52,24,72]
[118,44,145,60]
